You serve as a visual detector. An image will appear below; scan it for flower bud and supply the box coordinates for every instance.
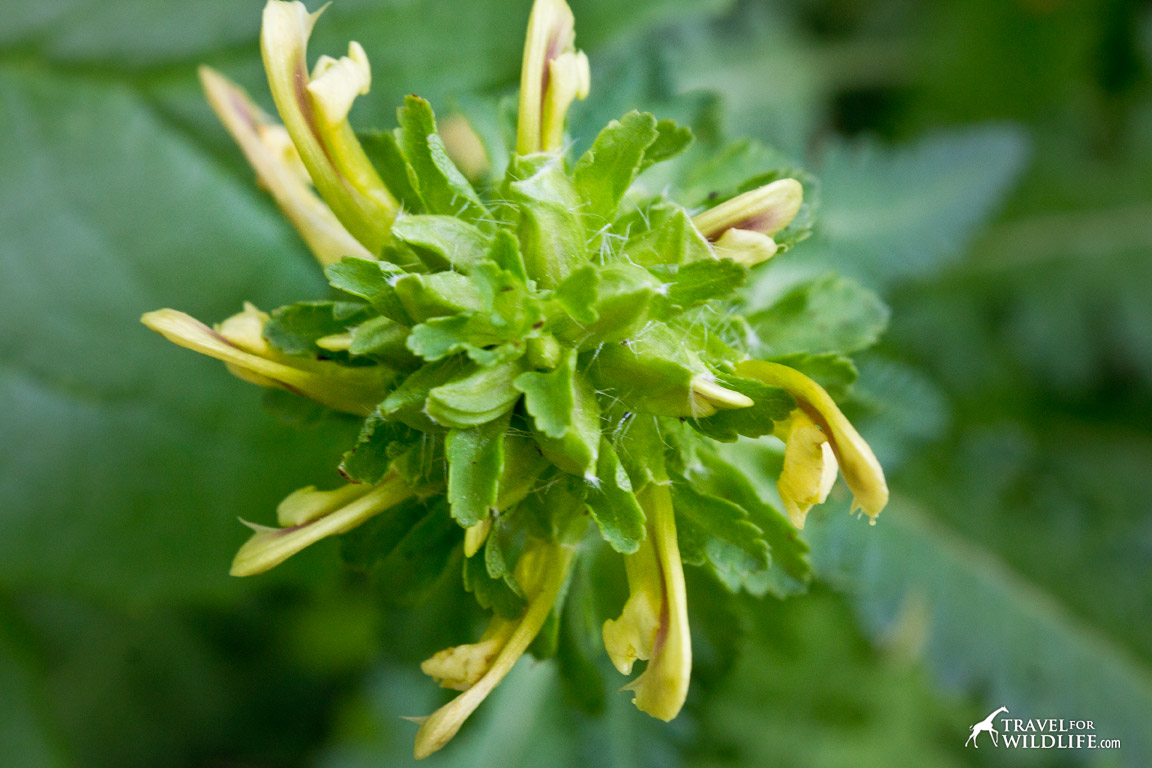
[693,178,802,265]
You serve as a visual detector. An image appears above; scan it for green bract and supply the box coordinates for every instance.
[141,0,890,759]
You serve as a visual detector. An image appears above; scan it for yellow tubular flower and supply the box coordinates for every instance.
[775,411,839,529]
[603,484,692,720]
[413,540,575,758]
[198,66,372,266]
[516,0,590,154]
[736,360,889,522]
[260,0,397,252]
[693,178,804,266]
[140,306,393,415]
[231,472,414,577]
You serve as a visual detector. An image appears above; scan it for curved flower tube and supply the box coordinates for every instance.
[260,0,397,252]
[413,540,576,758]
[232,472,414,576]
[516,0,590,154]
[735,359,889,522]
[604,483,692,721]
[199,66,372,266]
[140,305,394,415]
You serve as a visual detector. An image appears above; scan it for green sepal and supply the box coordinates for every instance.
[486,228,528,284]
[339,412,423,485]
[379,357,469,431]
[397,95,490,226]
[504,154,587,288]
[690,373,795,442]
[446,413,510,527]
[573,110,659,223]
[393,271,483,323]
[620,204,713,266]
[391,215,490,272]
[612,411,669,490]
[359,129,424,213]
[640,118,694,172]
[516,349,601,477]
[552,264,659,347]
[584,438,646,554]
[349,315,415,364]
[426,359,526,428]
[463,536,526,619]
[648,258,747,317]
[263,301,372,357]
[588,324,705,417]
[326,257,410,324]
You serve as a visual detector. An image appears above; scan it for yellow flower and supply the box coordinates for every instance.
[260,0,397,251]
[516,0,591,154]
[603,483,692,721]
[735,360,889,523]
[413,540,576,758]
[199,66,372,266]
[140,305,394,415]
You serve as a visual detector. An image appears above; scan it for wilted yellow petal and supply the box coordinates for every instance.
[199,66,372,266]
[777,412,839,528]
[602,532,662,675]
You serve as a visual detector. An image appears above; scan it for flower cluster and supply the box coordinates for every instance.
[142,0,888,758]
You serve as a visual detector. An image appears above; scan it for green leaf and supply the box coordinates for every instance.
[446,414,510,527]
[396,95,490,226]
[426,359,526,428]
[588,324,704,417]
[552,264,659,347]
[359,129,424,213]
[691,373,795,442]
[393,271,484,323]
[348,315,413,363]
[379,357,469,431]
[670,479,770,589]
[263,301,369,356]
[487,228,528,284]
[620,204,714,266]
[585,439,646,554]
[697,444,810,596]
[339,413,422,486]
[464,540,526,619]
[649,258,747,315]
[325,257,410,324]
[574,111,659,222]
[640,119,694,172]
[504,155,588,288]
[747,274,890,356]
[391,215,490,272]
[516,351,602,478]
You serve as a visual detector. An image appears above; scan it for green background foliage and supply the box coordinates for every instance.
[2,0,1150,765]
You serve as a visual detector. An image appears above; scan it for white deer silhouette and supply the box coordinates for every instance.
[965,706,1009,748]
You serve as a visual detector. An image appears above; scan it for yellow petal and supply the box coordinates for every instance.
[693,178,803,240]
[276,483,372,527]
[420,619,517,691]
[777,412,839,529]
[199,66,372,266]
[736,360,889,520]
[690,375,755,415]
[602,532,662,674]
[712,228,778,266]
[231,473,412,576]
